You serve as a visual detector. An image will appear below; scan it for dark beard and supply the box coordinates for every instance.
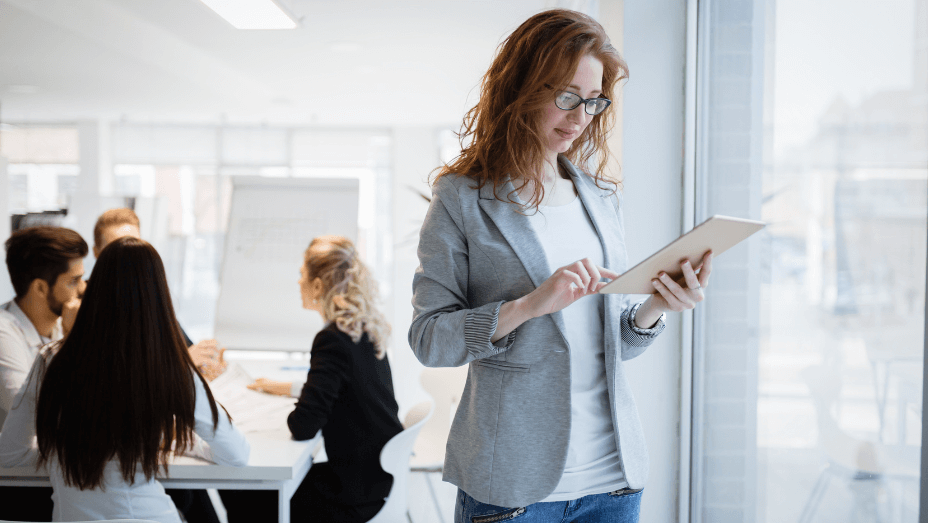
[46,291,64,317]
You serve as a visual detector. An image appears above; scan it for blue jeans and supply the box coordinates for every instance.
[455,487,643,523]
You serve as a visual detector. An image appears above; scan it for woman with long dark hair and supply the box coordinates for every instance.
[409,9,712,522]
[0,236,249,522]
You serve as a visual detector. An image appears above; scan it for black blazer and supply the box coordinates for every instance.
[287,323,403,505]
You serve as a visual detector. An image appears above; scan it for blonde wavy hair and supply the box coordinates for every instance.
[304,236,390,359]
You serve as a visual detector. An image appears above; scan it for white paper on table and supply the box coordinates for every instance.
[207,362,296,433]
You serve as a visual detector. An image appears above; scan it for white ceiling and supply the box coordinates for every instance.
[0,0,575,127]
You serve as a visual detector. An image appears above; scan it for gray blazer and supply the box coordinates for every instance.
[408,156,664,508]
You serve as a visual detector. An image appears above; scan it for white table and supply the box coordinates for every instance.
[0,358,319,523]
[0,429,321,523]
[168,429,321,523]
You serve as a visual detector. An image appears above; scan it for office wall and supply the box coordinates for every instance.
[0,156,10,299]
[622,0,687,522]
[390,127,436,416]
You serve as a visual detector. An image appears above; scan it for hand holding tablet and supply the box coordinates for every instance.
[599,215,766,295]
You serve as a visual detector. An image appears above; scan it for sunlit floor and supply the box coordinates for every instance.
[759,448,921,523]
[184,280,923,523]
[407,472,458,523]
[207,473,457,522]
[756,282,923,523]
[208,460,919,523]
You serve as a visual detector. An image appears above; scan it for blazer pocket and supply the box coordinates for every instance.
[475,359,531,373]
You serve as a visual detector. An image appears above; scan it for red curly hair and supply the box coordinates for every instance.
[434,9,628,206]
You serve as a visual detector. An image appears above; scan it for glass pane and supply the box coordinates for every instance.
[759,0,925,522]
[0,127,79,164]
[112,164,221,342]
[694,0,926,522]
[7,163,80,213]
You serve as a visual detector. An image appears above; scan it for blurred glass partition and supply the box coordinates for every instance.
[110,125,391,343]
[0,126,80,214]
[692,0,927,522]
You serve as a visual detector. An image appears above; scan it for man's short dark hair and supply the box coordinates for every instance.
[5,227,89,299]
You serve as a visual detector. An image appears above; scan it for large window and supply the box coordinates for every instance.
[0,126,80,216]
[693,0,926,522]
[1,124,390,345]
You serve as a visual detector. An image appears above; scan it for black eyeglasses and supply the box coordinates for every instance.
[554,90,612,115]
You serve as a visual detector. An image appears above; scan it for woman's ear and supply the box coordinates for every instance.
[312,278,324,298]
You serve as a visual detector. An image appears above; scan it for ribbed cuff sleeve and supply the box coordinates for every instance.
[464,301,517,357]
[621,301,666,347]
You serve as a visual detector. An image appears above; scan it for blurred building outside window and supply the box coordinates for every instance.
[1,126,81,228]
[692,0,926,522]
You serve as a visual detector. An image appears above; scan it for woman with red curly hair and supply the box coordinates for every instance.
[409,9,712,522]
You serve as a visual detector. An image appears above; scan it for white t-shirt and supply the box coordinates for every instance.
[526,194,629,502]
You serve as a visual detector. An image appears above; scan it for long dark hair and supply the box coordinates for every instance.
[35,236,224,489]
[435,9,628,206]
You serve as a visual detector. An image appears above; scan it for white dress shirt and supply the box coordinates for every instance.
[0,299,61,428]
[0,347,250,523]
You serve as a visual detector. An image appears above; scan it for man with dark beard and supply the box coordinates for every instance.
[0,226,87,522]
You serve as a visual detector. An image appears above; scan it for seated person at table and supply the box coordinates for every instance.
[92,207,227,381]
[0,226,87,522]
[0,236,250,523]
[94,208,226,523]
[226,236,403,523]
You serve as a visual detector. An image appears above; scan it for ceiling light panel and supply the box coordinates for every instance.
[199,0,297,30]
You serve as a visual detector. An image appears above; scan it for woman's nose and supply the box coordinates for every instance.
[567,104,588,124]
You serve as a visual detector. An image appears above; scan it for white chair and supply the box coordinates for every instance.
[408,366,468,523]
[798,365,920,523]
[368,400,434,523]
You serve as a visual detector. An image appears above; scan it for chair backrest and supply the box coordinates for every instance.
[410,366,468,469]
[800,365,918,477]
[368,400,434,523]
[801,365,868,471]
[0,520,163,523]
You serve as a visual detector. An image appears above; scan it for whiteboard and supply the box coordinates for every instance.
[214,177,359,351]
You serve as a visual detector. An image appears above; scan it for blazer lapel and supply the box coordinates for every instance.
[476,180,552,288]
[477,180,570,345]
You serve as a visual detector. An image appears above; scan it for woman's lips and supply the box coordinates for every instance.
[555,128,578,139]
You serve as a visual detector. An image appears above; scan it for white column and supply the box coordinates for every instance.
[0,155,12,299]
[390,127,437,416]
[601,0,624,175]
[71,120,114,269]
[77,120,114,196]
[623,1,687,523]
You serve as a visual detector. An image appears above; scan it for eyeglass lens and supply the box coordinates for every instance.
[554,91,610,115]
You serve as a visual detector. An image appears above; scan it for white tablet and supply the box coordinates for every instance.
[599,215,766,295]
